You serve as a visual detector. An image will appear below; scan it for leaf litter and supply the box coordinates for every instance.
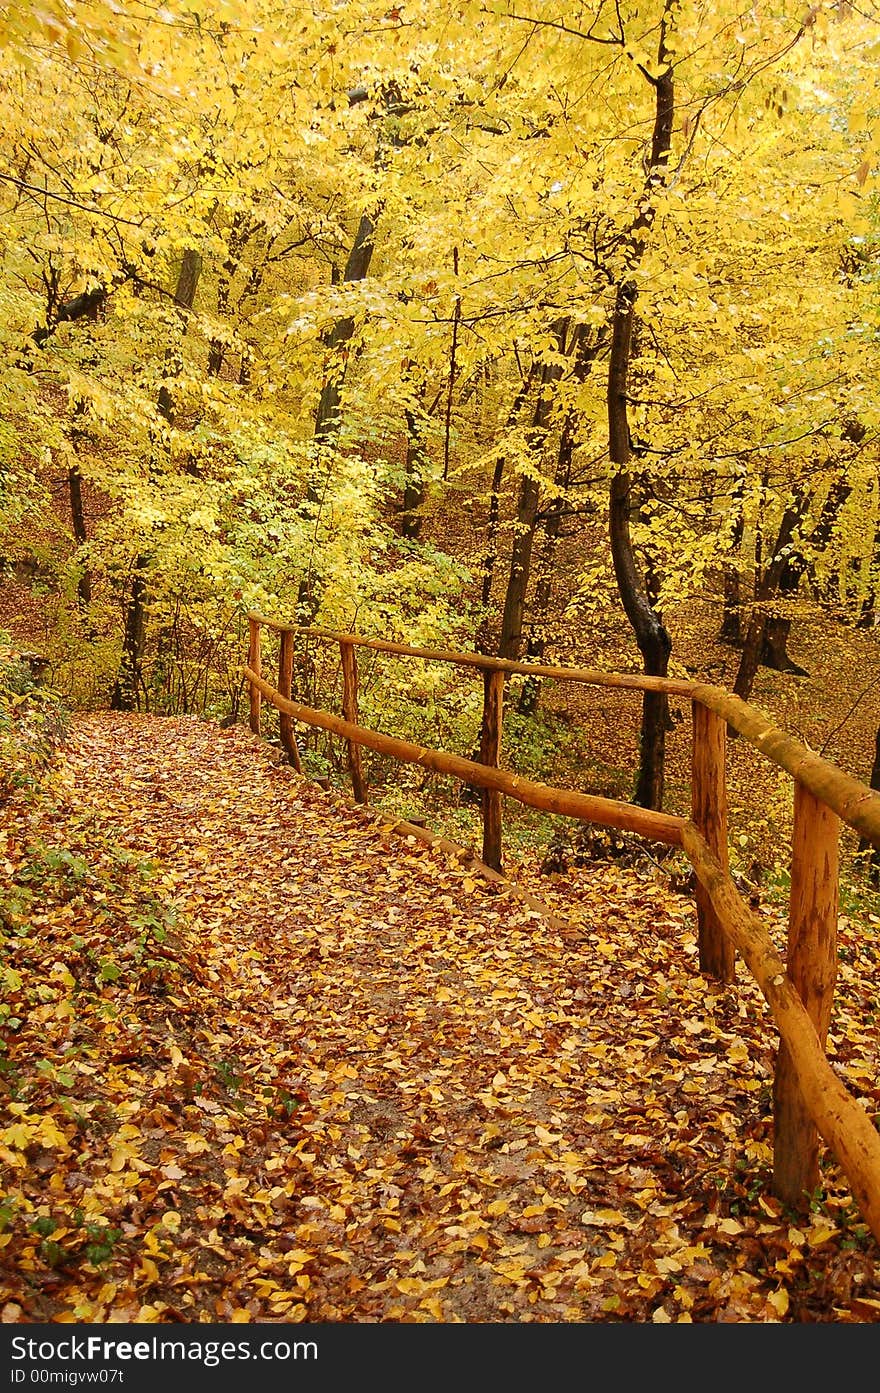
[1,713,879,1324]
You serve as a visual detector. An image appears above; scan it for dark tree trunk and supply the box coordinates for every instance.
[475,372,536,654]
[207,213,250,378]
[603,8,675,810]
[607,286,672,811]
[475,451,507,655]
[313,212,376,442]
[759,549,807,673]
[112,249,202,711]
[517,411,580,714]
[401,407,427,539]
[32,285,106,348]
[497,471,541,661]
[759,478,849,673]
[733,494,805,703]
[297,211,378,629]
[720,478,745,645]
[112,565,148,711]
[67,463,92,610]
[497,325,568,660]
[720,559,743,645]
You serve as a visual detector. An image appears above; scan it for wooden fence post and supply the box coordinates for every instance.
[480,669,505,871]
[691,700,735,982]
[248,617,262,736]
[773,781,840,1207]
[277,630,304,773]
[339,640,368,804]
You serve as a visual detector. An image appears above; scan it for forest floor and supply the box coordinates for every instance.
[3,714,880,1324]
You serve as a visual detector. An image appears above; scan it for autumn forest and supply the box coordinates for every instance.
[2,0,880,1331]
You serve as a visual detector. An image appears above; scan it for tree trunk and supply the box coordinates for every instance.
[517,325,603,712]
[475,371,535,654]
[607,286,672,811]
[112,249,202,711]
[313,212,376,442]
[604,9,675,810]
[517,413,577,714]
[401,407,428,539]
[297,211,378,629]
[720,559,743,645]
[719,477,745,645]
[497,325,568,660]
[67,462,92,610]
[733,494,805,703]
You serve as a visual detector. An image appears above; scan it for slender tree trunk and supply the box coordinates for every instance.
[720,557,743,645]
[720,475,746,645]
[401,407,428,539]
[497,326,568,660]
[760,478,849,672]
[112,249,202,711]
[498,472,541,661]
[207,213,250,378]
[313,212,376,443]
[475,371,535,653]
[67,462,92,610]
[297,211,378,630]
[733,494,804,702]
[476,452,507,654]
[604,7,675,810]
[517,412,579,714]
[607,285,672,810]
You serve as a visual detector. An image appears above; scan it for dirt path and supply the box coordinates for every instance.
[2,713,879,1323]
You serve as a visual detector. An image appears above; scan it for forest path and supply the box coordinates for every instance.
[3,713,874,1323]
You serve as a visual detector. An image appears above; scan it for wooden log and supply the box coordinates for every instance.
[773,782,840,1207]
[243,666,686,845]
[245,614,880,850]
[479,669,505,871]
[339,640,368,804]
[247,617,261,736]
[277,630,303,773]
[246,613,696,696]
[681,821,880,1245]
[690,681,880,851]
[691,702,735,982]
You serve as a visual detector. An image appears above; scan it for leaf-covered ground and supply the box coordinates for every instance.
[2,713,880,1324]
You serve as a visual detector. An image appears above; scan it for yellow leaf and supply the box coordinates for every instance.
[806,1218,837,1247]
[534,1126,560,1145]
[768,1288,789,1317]
[715,1217,743,1235]
[581,1208,625,1228]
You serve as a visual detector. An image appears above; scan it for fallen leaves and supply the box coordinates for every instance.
[1,711,879,1323]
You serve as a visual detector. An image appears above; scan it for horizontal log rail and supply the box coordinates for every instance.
[243,666,686,846]
[243,613,880,1245]
[248,613,880,849]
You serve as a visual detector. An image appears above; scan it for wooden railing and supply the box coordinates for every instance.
[243,612,880,1243]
